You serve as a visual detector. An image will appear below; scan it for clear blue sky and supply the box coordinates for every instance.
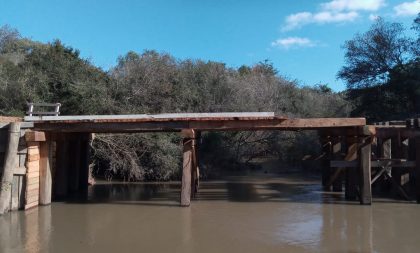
[0,0,419,90]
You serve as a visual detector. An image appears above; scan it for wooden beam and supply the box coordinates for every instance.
[32,118,367,133]
[25,142,40,209]
[0,116,22,123]
[13,167,26,175]
[180,130,195,207]
[0,122,33,130]
[331,159,416,168]
[376,128,420,139]
[25,131,46,142]
[39,139,52,205]
[0,123,21,215]
[25,112,276,122]
[320,125,375,137]
[359,137,372,205]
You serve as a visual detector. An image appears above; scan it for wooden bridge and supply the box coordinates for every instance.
[1,112,419,214]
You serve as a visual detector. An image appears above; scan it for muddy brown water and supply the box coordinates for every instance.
[1,172,420,253]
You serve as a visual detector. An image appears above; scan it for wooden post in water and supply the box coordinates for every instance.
[0,122,21,215]
[38,134,51,205]
[359,136,372,205]
[180,129,196,207]
[24,131,47,209]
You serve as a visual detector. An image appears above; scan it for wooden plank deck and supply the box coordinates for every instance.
[24,112,367,133]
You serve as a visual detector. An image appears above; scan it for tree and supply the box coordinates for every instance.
[412,13,420,58]
[338,16,420,121]
[338,18,412,89]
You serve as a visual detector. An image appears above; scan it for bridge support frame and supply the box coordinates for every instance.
[180,129,199,207]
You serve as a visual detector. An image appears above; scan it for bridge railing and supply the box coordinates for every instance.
[27,103,61,116]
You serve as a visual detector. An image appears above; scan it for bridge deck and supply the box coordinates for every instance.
[24,112,367,133]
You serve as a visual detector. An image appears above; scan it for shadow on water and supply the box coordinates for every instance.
[63,173,370,206]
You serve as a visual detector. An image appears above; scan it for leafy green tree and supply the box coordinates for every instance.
[338,16,420,121]
[338,18,412,89]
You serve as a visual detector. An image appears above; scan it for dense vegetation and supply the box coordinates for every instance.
[0,14,418,181]
[339,15,420,121]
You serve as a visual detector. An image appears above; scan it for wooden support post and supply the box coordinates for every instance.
[0,122,21,215]
[345,139,358,200]
[39,138,52,205]
[415,137,420,203]
[180,129,195,207]
[25,142,41,209]
[25,131,46,209]
[359,137,372,205]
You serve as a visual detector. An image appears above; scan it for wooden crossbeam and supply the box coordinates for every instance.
[330,159,416,168]
[29,116,367,133]
[376,128,420,139]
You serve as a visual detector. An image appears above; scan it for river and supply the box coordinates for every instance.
[1,172,420,253]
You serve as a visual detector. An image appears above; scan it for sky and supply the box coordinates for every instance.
[0,0,419,91]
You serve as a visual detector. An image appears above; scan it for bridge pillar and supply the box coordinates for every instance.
[180,129,198,207]
[39,136,52,205]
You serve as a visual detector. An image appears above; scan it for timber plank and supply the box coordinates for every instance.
[26,183,39,191]
[32,117,366,133]
[13,167,26,175]
[330,160,416,168]
[24,201,38,210]
[25,131,46,142]
[27,172,40,179]
[180,136,194,206]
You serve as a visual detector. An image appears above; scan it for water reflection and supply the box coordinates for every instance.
[1,174,420,253]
